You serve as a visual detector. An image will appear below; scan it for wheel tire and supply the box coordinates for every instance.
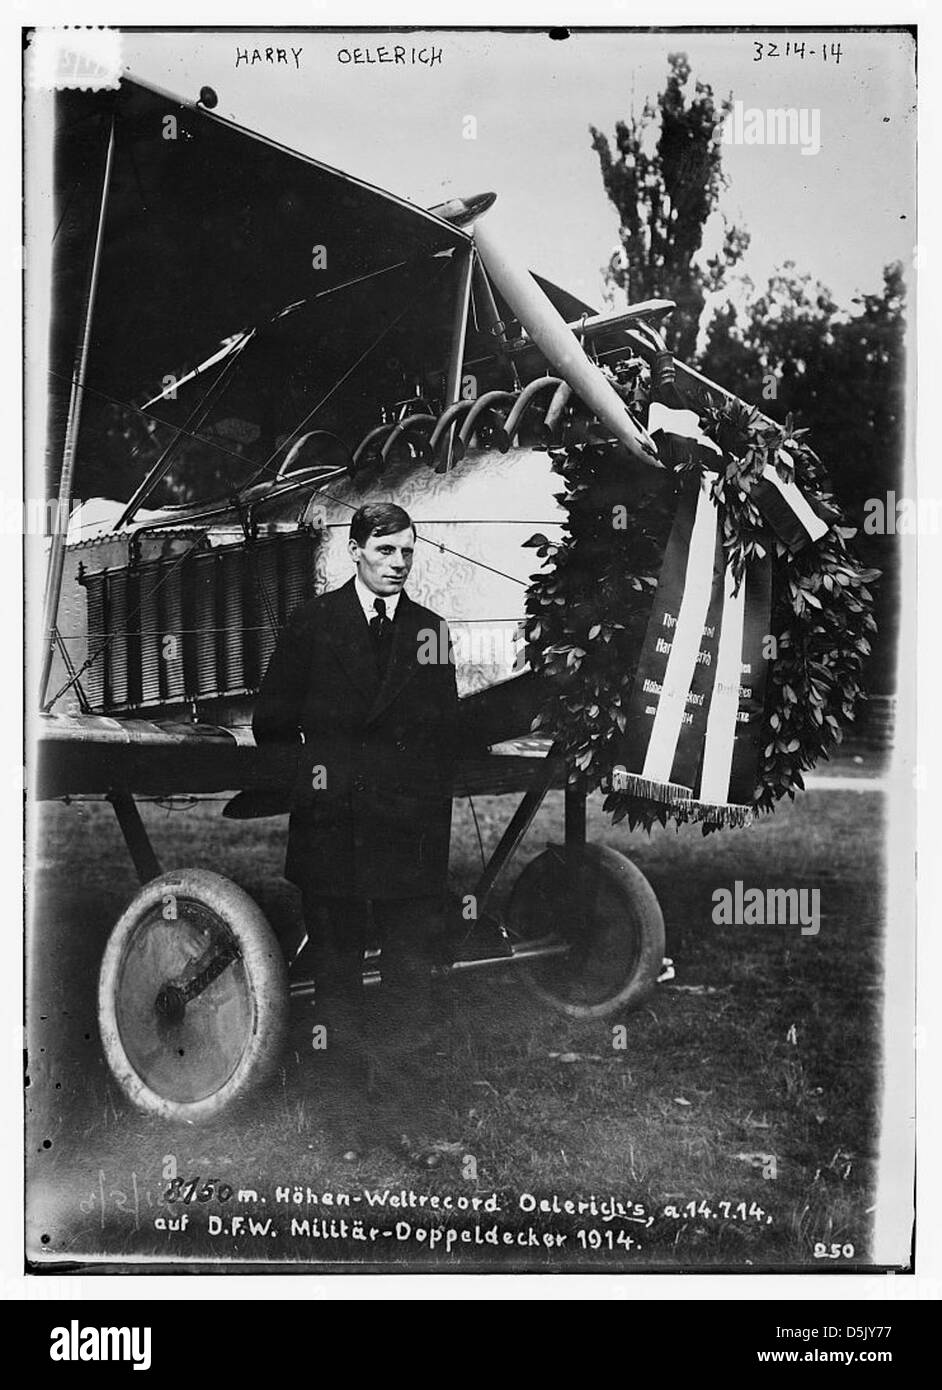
[98,869,289,1122]
[505,844,665,1020]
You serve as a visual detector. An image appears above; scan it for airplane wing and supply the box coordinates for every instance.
[34,711,258,800]
[46,76,614,507]
[34,704,560,806]
[46,75,472,503]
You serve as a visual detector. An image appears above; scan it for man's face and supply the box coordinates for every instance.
[349,526,415,596]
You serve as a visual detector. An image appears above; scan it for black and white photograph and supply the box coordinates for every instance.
[21,16,922,1281]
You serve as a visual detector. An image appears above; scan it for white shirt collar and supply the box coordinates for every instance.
[354,574,402,622]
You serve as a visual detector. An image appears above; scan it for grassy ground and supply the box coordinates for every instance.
[26,767,888,1272]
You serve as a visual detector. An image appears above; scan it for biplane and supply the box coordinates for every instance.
[32,75,762,1122]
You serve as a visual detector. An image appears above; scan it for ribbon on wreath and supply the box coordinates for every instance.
[610,353,832,823]
[646,351,830,553]
[613,472,771,826]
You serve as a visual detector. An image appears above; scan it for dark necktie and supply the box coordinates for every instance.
[369,597,393,674]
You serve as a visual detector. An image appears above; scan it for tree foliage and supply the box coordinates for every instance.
[702,262,906,691]
[590,52,750,359]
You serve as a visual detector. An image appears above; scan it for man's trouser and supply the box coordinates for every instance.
[299,894,446,1090]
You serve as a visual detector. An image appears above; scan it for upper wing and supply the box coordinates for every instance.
[46,76,470,501]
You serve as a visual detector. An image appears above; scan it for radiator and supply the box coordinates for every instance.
[79,529,318,713]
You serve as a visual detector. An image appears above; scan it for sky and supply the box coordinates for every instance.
[120,26,917,323]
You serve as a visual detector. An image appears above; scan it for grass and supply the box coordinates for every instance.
[25,770,888,1271]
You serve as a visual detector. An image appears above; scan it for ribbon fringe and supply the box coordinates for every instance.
[686,799,755,829]
[610,772,694,806]
[609,771,755,828]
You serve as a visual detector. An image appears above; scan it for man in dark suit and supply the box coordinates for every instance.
[252,502,459,1156]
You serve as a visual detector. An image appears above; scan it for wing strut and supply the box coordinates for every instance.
[472,252,520,389]
[108,792,163,884]
[38,112,116,710]
[440,242,475,468]
[114,327,257,530]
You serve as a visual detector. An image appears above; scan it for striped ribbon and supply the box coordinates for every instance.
[614,472,772,826]
[647,357,830,553]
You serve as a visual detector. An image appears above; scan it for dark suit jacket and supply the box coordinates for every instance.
[252,577,458,899]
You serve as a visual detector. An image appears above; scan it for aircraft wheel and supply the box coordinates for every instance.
[505,844,665,1020]
[98,869,288,1122]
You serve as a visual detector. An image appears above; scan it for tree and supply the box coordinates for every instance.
[702,261,906,694]
[590,52,749,359]
[702,261,905,510]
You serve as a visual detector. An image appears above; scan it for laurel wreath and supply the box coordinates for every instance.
[522,389,880,833]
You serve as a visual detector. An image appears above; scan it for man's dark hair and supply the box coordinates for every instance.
[349,502,416,546]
